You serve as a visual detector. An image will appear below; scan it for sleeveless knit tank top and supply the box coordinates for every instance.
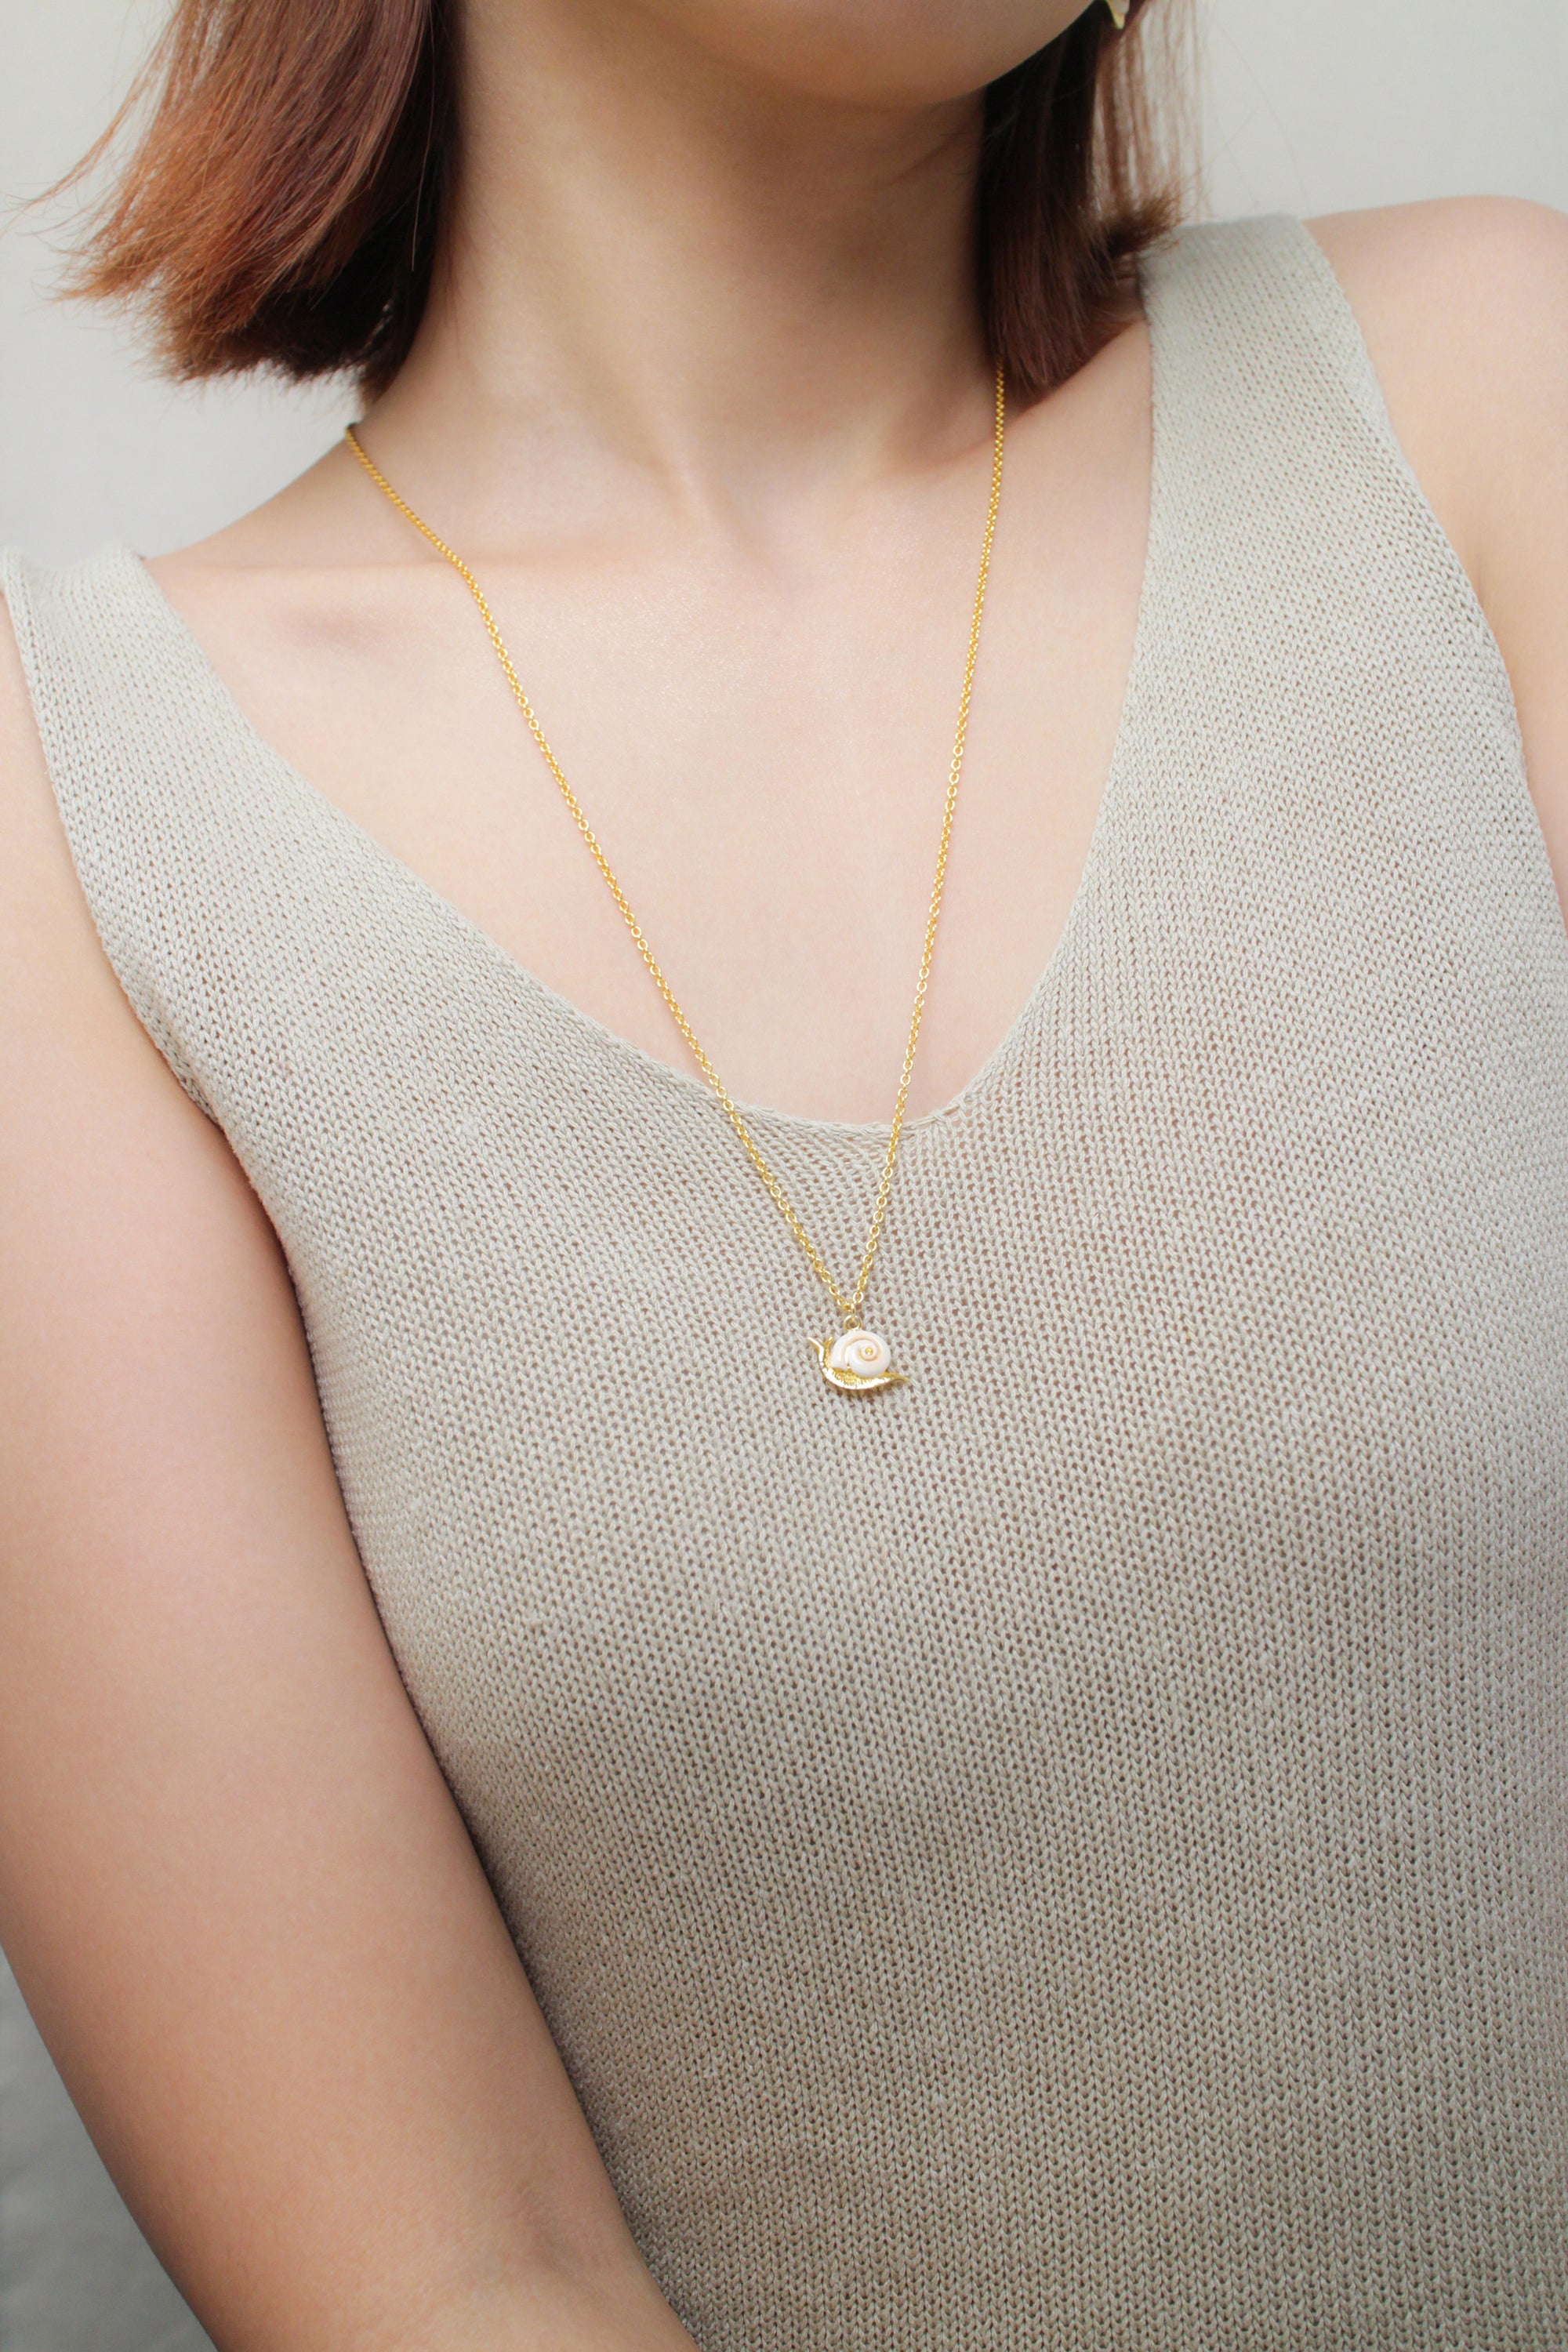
[6,216,1568,2349]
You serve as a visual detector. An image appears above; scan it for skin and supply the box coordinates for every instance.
[0,1,1565,2343]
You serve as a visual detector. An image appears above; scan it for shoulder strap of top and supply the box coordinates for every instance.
[1138,213,1403,450]
[2,540,246,1120]
[1132,212,1524,761]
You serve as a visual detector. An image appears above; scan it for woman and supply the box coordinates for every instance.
[1,0,1565,2343]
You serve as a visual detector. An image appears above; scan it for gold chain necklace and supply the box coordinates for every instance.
[343,368,1005,1395]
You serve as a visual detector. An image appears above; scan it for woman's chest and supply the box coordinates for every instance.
[147,332,1154,1128]
[252,804,1568,1795]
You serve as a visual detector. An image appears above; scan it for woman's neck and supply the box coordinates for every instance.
[366,0,996,546]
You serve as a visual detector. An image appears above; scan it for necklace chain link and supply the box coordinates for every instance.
[343,371,1005,1327]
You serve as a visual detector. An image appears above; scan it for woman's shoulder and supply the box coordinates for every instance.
[1304,191,1568,321]
[1303,196,1568,543]
[1305,197,1568,924]
[1298,195,1567,604]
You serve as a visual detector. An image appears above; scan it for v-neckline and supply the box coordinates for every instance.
[113,256,1171,1152]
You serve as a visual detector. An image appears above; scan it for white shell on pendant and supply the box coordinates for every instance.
[829,1329,892,1379]
[812,1327,908,1393]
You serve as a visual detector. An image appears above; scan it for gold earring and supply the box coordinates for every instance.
[1105,0,1129,25]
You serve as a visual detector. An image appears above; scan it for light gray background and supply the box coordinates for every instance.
[2,2,1566,2346]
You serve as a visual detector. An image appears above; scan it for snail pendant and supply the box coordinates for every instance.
[811,1327,909,1394]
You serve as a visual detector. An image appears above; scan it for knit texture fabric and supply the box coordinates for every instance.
[5,216,1568,2349]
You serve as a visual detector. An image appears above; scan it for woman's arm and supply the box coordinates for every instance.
[0,621,698,2350]
[1307,197,1568,924]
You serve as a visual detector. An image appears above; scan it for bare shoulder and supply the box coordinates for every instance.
[1305,191,1568,312]
[1305,198,1568,577]
[1304,200,1568,920]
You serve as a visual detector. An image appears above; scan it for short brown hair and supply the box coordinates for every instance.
[65,0,1182,405]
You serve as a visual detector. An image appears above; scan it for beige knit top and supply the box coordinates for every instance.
[6,216,1568,2349]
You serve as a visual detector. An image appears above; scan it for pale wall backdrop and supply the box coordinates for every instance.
[2,2,1566,2348]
